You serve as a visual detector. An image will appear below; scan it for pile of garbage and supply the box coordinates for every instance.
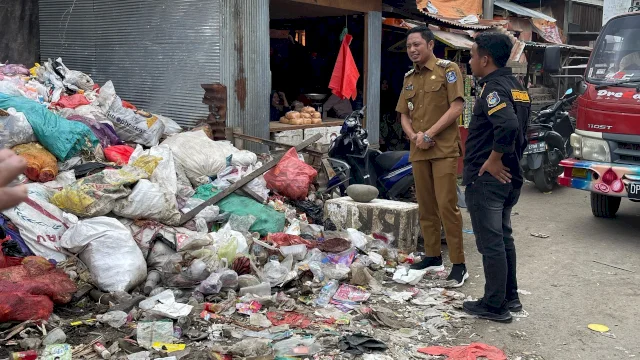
[0,60,505,360]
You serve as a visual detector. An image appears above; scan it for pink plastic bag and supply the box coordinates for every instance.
[418,343,507,360]
[264,148,317,200]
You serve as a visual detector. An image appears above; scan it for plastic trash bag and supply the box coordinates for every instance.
[262,256,294,286]
[43,170,76,191]
[230,151,257,167]
[210,228,247,262]
[98,81,164,147]
[1,184,71,262]
[13,142,59,182]
[161,254,212,288]
[212,164,269,203]
[104,145,135,165]
[128,145,178,195]
[264,148,317,200]
[54,58,94,92]
[54,94,90,109]
[0,107,36,148]
[51,156,158,217]
[162,131,237,186]
[0,93,99,161]
[193,184,285,236]
[113,180,181,226]
[155,114,182,135]
[60,216,147,292]
[66,115,122,149]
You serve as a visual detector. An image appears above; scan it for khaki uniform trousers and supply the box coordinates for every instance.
[413,157,465,264]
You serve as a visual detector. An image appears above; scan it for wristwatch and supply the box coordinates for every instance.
[423,133,435,144]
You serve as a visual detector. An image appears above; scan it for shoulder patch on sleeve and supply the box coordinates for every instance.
[436,59,451,68]
[446,70,458,83]
[511,89,531,102]
[404,69,415,77]
[485,91,500,107]
[488,102,507,115]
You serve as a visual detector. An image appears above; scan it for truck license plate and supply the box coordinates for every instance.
[524,142,546,155]
[628,182,640,199]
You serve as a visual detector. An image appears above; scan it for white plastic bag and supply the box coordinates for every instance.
[212,164,269,202]
[128,145,178,195]
[230,151,257,166]
[155,114,182,135]
[392,267,427,285]
[0,107,36,148]
[161,131,237,186]
[1,184,71,262]
[113,179,181,226]
[100,81,164,147]
[60,216,147,292]
[43,170,76,191]
[209,228,248,258]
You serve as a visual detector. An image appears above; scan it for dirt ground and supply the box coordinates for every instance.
[449,183,640,360]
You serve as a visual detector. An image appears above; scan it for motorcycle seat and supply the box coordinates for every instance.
[376,151,409,171]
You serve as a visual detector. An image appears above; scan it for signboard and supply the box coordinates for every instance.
[603,0,631,24]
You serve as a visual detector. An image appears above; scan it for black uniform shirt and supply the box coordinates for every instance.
[463,67,531,189]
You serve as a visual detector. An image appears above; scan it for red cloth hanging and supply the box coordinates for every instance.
[328,34,360,101]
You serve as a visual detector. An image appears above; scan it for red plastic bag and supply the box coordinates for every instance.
[266,233,316,249]
[54,94,90,109]
[0,292,53,322]
[267,311,312,328]
[0,256,77,304]
[122,99,137,110]
[264,148,317,200]
[104,145,135,165]
[418,343,507,360]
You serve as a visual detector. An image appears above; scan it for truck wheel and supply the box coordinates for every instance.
[533,168,554,192]
[590,193,621,218]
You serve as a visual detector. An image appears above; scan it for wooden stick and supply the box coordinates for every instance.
[178,134,322,224]
[232,132,325,157]
[593,260,635,273]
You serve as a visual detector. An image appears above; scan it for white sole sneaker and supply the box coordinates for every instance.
[425,265,445,273]
[448,272,469,288]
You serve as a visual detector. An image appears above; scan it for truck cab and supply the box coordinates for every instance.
[550,11,640,217]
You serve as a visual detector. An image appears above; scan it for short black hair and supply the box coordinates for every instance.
[475,32,513,68]
[406,25,435,44]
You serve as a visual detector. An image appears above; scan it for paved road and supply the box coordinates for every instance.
[450,183,640,360]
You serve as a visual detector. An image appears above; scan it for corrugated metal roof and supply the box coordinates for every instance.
[383,18,475,50]
[494,1,556,22]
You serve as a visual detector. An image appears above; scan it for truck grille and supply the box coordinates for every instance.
[613,141,640,165]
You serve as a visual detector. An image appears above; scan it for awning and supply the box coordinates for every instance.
[384,19,475,51]
[494,1,556,22]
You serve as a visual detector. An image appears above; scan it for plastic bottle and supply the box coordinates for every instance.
[93,342,111,359]
[239,282,272,296]
[143,270,161,295]
[308,261,325,282]
[315,279,340,306]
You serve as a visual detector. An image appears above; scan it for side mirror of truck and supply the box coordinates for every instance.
[543,46,562,74]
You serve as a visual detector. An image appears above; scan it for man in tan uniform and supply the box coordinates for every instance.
[396,26,467,287]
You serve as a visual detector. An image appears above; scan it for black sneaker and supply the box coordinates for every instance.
[463,299,513,323]
[507,298,523,312]
[410,256,444,272]
[446,264,469,288]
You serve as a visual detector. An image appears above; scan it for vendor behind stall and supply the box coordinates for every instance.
[270,90,290,122]
[323,94,353,118]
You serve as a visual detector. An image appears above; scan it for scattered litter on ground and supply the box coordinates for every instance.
[530,233,550,239]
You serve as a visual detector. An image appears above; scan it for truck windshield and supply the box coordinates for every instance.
[586,15,640,85]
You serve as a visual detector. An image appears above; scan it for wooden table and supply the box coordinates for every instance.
[269,118,344,132]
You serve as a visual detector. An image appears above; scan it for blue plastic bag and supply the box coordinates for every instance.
[0,94,99,160]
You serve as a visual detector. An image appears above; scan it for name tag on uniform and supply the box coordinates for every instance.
[511,90,530,102]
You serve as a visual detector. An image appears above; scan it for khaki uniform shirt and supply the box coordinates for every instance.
[396,56,465,162]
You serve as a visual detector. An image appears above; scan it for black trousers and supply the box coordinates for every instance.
[465,176,521,308]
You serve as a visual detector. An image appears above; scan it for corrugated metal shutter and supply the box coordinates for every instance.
[220,0,271,153]
[39,0,222,128]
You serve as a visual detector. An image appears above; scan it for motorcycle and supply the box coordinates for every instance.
[521,88,577,192]
[326,107,465,207]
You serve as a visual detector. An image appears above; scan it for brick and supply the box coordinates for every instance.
[324,197,420,252]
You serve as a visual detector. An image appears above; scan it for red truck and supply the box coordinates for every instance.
[547,11,640,218]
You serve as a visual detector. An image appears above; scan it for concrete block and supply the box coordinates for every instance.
[272,130,303,147]
[324,197,420,252]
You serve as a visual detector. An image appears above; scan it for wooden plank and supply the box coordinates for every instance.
[178,133,323,225]
[236,187,264,203]
[269,119,344,132]
[232,132,326,157]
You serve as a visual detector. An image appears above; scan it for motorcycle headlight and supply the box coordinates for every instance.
[581,136,611,162]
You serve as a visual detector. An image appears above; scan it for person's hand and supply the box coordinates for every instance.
[415,132,424,146]
[479,158,512,183]
[418,140,435,150]
[0,149,28,211]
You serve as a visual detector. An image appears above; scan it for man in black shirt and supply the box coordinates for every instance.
[462,32,531,322]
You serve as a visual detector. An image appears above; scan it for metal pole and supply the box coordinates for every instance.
[483,0,494,20]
